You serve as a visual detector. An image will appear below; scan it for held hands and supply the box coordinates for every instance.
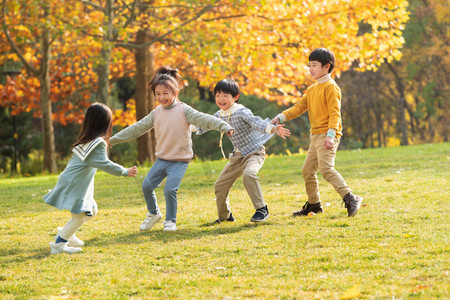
[324,136,334,150]
[127,166,138,177]
[225,129,234,137]
[272,124,291,140]
[271,116,280,125]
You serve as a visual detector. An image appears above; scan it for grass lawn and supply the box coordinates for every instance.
[0,143,449,299]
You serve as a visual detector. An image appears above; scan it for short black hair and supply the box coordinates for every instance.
[214,79,240,98]
[309,48,335,73]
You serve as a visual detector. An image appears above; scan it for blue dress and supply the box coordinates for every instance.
[43,138,128,215]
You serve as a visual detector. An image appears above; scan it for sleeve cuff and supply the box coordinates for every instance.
[122,168,129,177]
[327,128,336,138]
[277,114,286,123]
[189,124,198,133]
[265,124,275,134]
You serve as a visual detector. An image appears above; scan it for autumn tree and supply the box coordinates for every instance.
[0,0,101,172]
[113,0,409,161]
[339,0,448,147]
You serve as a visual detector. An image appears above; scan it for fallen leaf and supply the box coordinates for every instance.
[340,284,361,299]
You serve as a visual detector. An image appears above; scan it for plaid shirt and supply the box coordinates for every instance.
[197,104,273,157]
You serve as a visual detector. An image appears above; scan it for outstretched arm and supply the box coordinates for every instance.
[85,143,132,176]
[110,111,155,146]
[184,105,233,134]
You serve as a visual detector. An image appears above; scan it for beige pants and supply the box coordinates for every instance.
[215,147,266,220]
[59,204,98,240]
[302,134,351,204]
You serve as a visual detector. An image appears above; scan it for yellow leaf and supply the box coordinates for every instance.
[340,284,361,299]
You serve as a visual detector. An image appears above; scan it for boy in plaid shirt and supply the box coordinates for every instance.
[196,79,290,223]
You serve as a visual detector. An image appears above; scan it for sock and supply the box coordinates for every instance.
[55,235,68,244]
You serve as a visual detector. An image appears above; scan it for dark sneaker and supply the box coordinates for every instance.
[250,205,269,222]
[213,212,235,224]
[293,201,323,216]
[343,192,363,217]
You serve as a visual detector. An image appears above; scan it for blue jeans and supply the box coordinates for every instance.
[142,158,189,222]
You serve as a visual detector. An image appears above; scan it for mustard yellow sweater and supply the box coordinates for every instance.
[282,76,343,137]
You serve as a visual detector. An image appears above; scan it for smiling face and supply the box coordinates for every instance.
[155,84,178,108]
[308,60,330,81]
[215,91,239,111]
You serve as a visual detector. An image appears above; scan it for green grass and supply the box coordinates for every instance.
[1,143,449,299]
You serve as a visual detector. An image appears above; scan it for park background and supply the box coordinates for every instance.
[0,1,449,299]
[0,0,448,176]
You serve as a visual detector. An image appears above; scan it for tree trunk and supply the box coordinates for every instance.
[134,29,156,164]
[387,63,409,146]
[96,0,114,106]
[96,47,111,106]
[40,6,57,173]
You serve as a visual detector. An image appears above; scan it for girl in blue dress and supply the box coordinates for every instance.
[44,103,138,254]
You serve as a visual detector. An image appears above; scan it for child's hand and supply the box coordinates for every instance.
[272,124,291,140]
[127,166,138,177]
[324,136,334,150]
[271,116,280,125]
[225,129,234,137]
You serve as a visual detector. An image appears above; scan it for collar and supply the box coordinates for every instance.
[72,137,106,161]
[163,99,178,109]
[220,103,243,116]
[316,74,332,84]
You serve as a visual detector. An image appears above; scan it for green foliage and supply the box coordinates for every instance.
[0,143,448,298]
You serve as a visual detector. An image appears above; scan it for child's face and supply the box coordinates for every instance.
[215,92,239,111]
[308,60,330,80]
[155,84,178,108]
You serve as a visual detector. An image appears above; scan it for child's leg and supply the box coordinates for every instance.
[163,161,189,222]
[302,136,320,204]
[316,136,351,198]
[142,159,168,215]
[242,147,266,209]
[214,155,243,220]
[58,210,95,241]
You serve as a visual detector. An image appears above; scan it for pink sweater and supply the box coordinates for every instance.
[154,102,192,162]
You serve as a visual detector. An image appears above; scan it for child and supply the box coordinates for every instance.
[109,66,234,232]
[271,48,362,217]
[44,103,138,254]
[195,79,290,223]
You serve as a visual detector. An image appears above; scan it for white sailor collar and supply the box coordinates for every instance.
[72,137,106,161]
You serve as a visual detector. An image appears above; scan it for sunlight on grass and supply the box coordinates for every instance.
[1,143,449,298]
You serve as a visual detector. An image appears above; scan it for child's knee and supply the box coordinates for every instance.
[142,181,156,193]
[243,168,258,181]
[164,187,178,198]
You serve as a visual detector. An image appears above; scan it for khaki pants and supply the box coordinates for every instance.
[215,147,266,220]
[302,134,351,204]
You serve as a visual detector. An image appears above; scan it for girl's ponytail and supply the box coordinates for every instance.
[149,66,181,95]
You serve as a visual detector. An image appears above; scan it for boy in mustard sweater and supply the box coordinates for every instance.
[271,48,362,217]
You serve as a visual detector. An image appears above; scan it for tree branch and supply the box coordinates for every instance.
[115,4,213,49]
[81,0,105,12]
[122,0,139,29]
[1,0,39,75]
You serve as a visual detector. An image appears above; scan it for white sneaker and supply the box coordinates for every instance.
[50,242,82,255]
[57,227,84,247]
[139,212,163,231]
[162,220,177,231]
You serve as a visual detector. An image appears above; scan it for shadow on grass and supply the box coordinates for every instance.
[0,246,52,264]
[85,221,274,247]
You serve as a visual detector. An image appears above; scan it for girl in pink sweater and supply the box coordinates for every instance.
[110,67,233,231]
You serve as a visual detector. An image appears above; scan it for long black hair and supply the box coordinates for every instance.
[74,102,113,147]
